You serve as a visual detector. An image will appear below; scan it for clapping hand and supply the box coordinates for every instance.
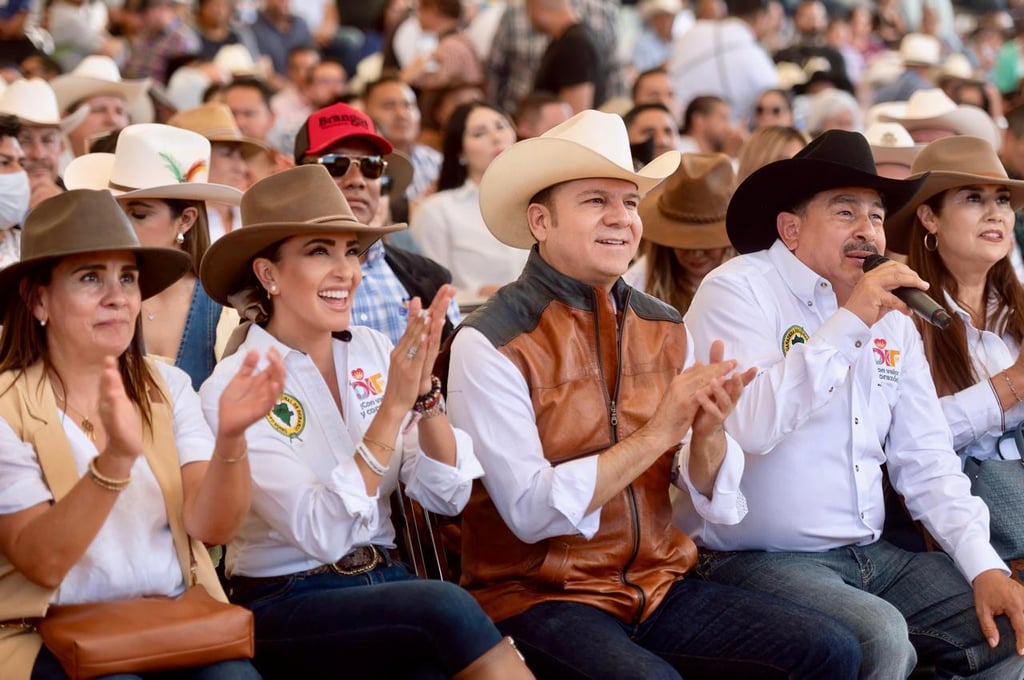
[98,356,143,463]
[691,340,757,440]
[217,348,286,439]
[385,285,456,411]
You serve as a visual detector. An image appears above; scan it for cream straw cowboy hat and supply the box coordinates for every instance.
[639,152,734,249]
[63,123,243,205]
[479,109,681,248]
[865,122,924,168]
[200,165,405,306]
[50,55,152,123]
[878,88,1002,150]
[884,136,1024,254]
[0,78,61,126]
[0,189,191,316]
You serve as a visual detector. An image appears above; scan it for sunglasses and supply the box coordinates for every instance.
[312,154,388,179]
[756,105,784,116]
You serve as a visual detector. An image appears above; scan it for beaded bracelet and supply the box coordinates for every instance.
[87,456,131,492]
[356,442,390,476]
[1005,371,1024,404]
[413,376,443,415]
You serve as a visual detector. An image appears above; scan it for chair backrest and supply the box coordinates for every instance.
[389,485,461,582]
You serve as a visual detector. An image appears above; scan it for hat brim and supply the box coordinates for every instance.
[302,131,393,159]
[0,245,191,318]
[638,180,731,249]
[726,158,928,254]
[64,153,244,205]
[884,170,1024,254]
[480,139,681,249]
[879,106,1001,149]
[870,143,925,168]
[51,75,150,116]
[385,151,413,197]
[200,220,406,306]
[205,133,269,159]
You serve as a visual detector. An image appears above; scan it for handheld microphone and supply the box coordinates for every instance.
[861,254,952,329]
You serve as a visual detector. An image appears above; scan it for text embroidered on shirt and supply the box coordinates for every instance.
[781,325,809,355]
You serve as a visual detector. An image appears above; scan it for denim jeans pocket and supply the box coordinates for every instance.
[693,548,738,580]
[228,576,296,610]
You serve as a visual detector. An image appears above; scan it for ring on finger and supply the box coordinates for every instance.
[406,348,418,360]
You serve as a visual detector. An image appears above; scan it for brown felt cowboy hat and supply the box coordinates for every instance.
[727,129,927,254]
[199,164,405,306]
[639,153,734,249]
[168,103,269,159]
[0,189,192,316]
[884,135,1024,254]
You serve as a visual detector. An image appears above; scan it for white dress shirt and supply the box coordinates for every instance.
[200,324,482,578]
[683,241,1004,582]
[938,295,1024,463]
[409,181,530,297]
[447,324,747,546]
[0,362,211,604]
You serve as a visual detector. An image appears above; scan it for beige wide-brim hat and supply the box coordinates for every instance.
[480,110,681,249]
[168,103,269,159]
[200,165,406,306]
[900,33,941,67]
[63,123,243,205]
[878,88,1002,150]
[0,189,191,317]
[50,55,151,122]
[865,122,924,168]
[885,136,1024,254]
[0,78,61,126]
[638,153,733,249]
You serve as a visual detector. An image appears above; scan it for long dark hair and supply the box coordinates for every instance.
[0,263,158,430]
[906,191,1024,396]
[437,100,511,191]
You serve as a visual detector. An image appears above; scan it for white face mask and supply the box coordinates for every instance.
[0,170,30,230]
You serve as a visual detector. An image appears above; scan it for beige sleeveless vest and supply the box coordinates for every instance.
[0,359,226,680]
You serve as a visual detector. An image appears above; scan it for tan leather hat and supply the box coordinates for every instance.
[200,165,406,306]
[168,103,269,159]
[638,153,734,249]
[0,190,192,316]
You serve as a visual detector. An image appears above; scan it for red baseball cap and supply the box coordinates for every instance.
[294,102,393,161]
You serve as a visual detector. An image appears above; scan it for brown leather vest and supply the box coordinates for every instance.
[451,251,698,625]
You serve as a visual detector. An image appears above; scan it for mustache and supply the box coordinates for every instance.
[842,242,880,256]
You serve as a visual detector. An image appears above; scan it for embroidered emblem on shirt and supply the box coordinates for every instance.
[266,393,305,440]
[873,338,901,383]
[782,325,809,355]
[350,367,386,419]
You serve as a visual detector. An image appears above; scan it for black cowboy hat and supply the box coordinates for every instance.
[726,130,928,254]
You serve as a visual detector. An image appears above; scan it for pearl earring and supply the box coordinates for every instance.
[39,318,47,327]
[175,233,185,245]
[269,284,278,294]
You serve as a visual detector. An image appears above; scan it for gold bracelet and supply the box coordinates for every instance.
[362,435,396,454]
[1005,372,1024,404]
[214,449,248,463]
[87,456,131,492]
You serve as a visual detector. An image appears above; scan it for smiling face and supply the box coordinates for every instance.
[255,231,363,346]
[673,247,729,284]
[528,177,642,291]
[34,251,141,361]
[920,184,1016,278]
[779,187,886,304]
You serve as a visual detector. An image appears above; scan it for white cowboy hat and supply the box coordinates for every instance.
[865,101,907,128]
[0,79,61,126]
[863,50,904,87]
[899,33,941,67]
[776,62,809,90]
[63,123,242,204]
[49,55,151,122]
[479,110,681,249]
[639,0,682,19]
[213,44,260,78]
[878,88,1001,150]
[865,122,924,167]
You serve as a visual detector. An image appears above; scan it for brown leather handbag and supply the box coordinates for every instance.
[35,546,254,680]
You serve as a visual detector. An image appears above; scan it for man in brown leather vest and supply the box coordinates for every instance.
[442,110,863,678]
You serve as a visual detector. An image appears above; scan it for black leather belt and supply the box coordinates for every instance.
[230,545,386,587]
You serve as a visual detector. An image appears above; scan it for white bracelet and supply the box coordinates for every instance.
[356,442,389,476]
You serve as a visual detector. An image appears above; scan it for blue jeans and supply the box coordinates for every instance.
[31,647,260,680]
[695,540,1024,679]
[496,577,862,680]
[227,553,502,679]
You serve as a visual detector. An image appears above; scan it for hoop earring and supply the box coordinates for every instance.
[923,232,938,252]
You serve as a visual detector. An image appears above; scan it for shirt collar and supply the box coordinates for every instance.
[364,240,386,266]
[767,239,832,303]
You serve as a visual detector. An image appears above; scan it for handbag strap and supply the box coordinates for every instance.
[997,419,1024,461]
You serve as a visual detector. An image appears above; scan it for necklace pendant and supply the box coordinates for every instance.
[80,417,95,442]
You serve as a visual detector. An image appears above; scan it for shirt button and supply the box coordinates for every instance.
[854,417,859,424]
[855,340,862,348]
[807,301,813,307]
[828,386,834,392]
[360,314,368,321]
[855,464,860,472]
[860,512,866,519]
[820,282,827,288]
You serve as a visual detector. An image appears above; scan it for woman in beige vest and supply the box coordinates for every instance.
[0,189,285,680]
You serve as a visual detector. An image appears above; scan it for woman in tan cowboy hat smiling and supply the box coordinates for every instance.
[885,135,1024,569]
[625,153,736,315]
[63,123,243,390]
[197,165,533,679]
[0,189,285,680]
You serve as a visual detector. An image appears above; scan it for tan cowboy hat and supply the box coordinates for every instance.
[899,33,941,67]
[878,88,1002,150]
[884,136,1024,254]
[865,122,924,168]
[0,189,191,316]
[480,110,681,249]
[639,153,734,249]
[167,103,269,159]
[63,123,243,205]
[0,78,60,126]
[50,55,151,122]
[200,165,406,306]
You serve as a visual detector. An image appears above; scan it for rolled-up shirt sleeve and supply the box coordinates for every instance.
[399,423,483,516]
[448,327,601,543]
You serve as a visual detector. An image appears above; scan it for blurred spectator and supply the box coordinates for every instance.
[752,87,795,129]
[624,103,681,157]
[419,79,485,150]
[526,0,605,113]
[402,0,482,93]
[194,0,260,61]
[864,121,922,179]
[874,33,941,104]
[0,113,25,268]
[251,0,313,77]
[514,90,572,139]
[123,0,200,83]
[20,52,62,81]
[268,45,319,149]
[0,78,65,209]
[825,14,863,85]
[879,87,1002,148]
[680,94,743,155]
[47,0,125,71]
[364,75,441,200]
[223,77,292,180]
[668,0,778,123]
[735,124,807,182]
[803,87,862,135]
[632,67,681,123]
[774,0,853,96]
[634,0,686,73]
[0,0,35,64]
